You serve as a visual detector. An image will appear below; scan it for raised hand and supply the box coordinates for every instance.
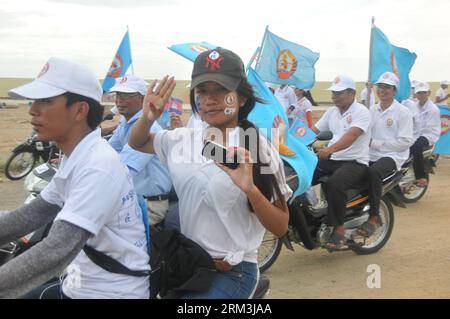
[142,76,176,122]
[216,147,255,194]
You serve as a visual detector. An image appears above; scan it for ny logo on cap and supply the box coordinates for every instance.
[205,51,224,71]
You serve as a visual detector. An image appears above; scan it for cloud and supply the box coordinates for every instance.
[0,0,449,81]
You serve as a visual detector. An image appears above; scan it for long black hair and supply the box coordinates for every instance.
[190,78,286,208]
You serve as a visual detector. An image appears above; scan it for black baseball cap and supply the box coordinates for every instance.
[191,47,246,92]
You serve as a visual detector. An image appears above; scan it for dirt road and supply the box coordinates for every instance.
[266,157,450,298]
[1,105,449,298]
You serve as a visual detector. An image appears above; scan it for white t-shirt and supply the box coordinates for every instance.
[153,127,292,266]
[360,87,375,109]
[275,85,297,112]
[41,129,149,299]
[409,99,441,145]
[435,87,448,106]
[288,97,312,124]
[186,113,208,130]
[369,100,414,169]
[315,101,371,165]
[401,97,418,111]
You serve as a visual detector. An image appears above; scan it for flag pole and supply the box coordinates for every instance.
[254,25,269,71]
[364,17,375,108]
[368,17,375,81]
[127,25,134,75]
[246,47,260,70]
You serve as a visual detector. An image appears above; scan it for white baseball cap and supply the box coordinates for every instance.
[411,80,419,89]
[440,80,449,86]
[8,57,103,103]
[327,74,356,91]
[414,82,431,94]
[375,72,399,88]
[109,75,148,96]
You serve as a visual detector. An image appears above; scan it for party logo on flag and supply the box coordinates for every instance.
[295,126,307,137]
[276,49,298,80]
[107,53,124,78]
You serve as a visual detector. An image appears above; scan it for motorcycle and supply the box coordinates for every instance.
[3,112,115,182]
[395,146,438,204]
[258,132,397,273]
[4,132,59,181]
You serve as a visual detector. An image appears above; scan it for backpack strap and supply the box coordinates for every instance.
[83,245,150,277]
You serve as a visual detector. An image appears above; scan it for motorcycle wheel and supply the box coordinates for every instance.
[398,169,428,203]
[258,230,282,273]
[4,150,37,180]
[351,196,394,255]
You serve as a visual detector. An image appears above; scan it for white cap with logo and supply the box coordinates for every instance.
[109,75,148,96]
[414,82,431,94]
[8,57,103,103]
[375,72,399,88]
[327,74,356,91]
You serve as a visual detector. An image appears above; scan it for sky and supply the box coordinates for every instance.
[0,0,449,81]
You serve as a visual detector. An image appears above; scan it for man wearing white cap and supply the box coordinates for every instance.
[401,80,419,110]
[435,80,449,107]
[0,58,150,298]
[312,74,371,250]
[357,72,414,237]
[108,75,172,225]
[409,82,441,187]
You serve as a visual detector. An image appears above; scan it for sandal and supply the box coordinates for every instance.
[324,232,347,250]
[356,221,377,237]
[415,179,428,188]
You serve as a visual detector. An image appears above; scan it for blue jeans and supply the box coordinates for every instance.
[183,261,258,299]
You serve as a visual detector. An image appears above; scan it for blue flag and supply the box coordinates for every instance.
[102,31,132,92]
[255,28,319,90]
[289,118,317,146]
[247,68,318,200]
[168,42,217,62]
[370,26,417,102]
[434,106,450,155]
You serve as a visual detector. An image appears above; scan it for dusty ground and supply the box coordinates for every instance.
[1,105,449,299]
